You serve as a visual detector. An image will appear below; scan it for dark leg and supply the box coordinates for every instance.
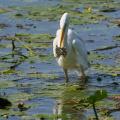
[62,68,68,82]
[79,65,86,80]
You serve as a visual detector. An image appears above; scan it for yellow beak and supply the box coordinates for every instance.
[60,28,65,48]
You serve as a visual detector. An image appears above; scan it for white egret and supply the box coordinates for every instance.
[53,13,90,81]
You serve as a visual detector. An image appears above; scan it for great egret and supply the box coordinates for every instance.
[53,13,90,81]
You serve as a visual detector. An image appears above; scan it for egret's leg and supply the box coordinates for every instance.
[79,65,85,80]
[62,68,68,82]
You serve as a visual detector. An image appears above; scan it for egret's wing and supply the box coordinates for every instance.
[53,29,61,57]
[72,38,88,61]
[53,37,57,57]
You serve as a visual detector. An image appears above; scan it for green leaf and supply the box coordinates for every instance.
[79,90,107,104]
[89,90,107,103]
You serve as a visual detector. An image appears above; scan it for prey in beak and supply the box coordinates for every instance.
[55,45,67,58]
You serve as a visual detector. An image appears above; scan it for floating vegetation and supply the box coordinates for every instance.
[92,45,118,51]
[114,35,120,41]
[36,114,71,120]
[91,64,120,76]
[88,54,107,61]
[108,20,120,27]
[0,63,12,68]
[0,43,12,48]
[10,4,109,25]
[0,69,24,75]
[15,33,55,43]
[0,80,17,88]
[116,60,120,63]
[0,0,120,119]
[28,73,59,79]
[0,8,11,13]
[99,9,117,13]
[78,90,108,120]
[6,37,35,54]
[52,0,120,9]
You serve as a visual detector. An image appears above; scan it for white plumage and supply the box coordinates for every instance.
[53,13,90,81]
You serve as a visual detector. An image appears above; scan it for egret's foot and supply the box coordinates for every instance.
[78,75,88,81]
[65,80,69,85]
[83,76,88,81]
[79,65,87,81]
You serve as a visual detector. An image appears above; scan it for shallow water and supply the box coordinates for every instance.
[0,0,120,119]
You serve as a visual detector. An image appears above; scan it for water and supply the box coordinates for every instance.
[0,0,120,119]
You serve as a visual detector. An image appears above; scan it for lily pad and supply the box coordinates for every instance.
[18,115,36,120]
[92,45,118,51]
[62,86,89,100]
[0,43,12,48]
[28,73,59,79]
[92,100,117,110]
[7,93,36,99]
[78,0,120,9]
[108,20,120,27]
[15,33,55,43]
[0,102,38,119]
[0,69,24,75]
[114,35,120,41]
[100,9,117,12]
[52,0,120,10]
[78,90,107,104]
[33,84,88,100]
[77,99,117,111]
[10,4,109,25]
[36,114,70,120]
[88,54,107,61]
[24,53,54,63]
[0,109,24,116]
[0,8,11,13]
[21,43,52,48]
[0,80,17,89]
[116,60,120,63]
[0,63,12,68]
[91,63,120,76]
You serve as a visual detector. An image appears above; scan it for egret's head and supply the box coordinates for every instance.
[60,13,69,48]
[60,13,69,29]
